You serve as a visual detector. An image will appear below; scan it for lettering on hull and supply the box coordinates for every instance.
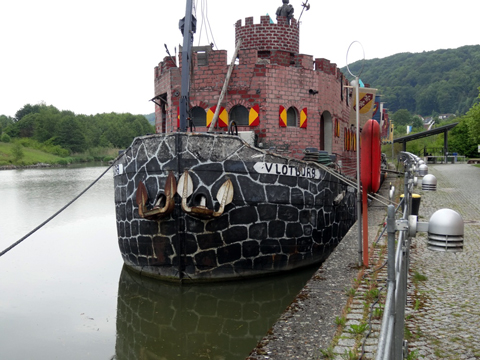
[253,162,321,179]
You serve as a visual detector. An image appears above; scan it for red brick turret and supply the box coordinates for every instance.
[235,16,299,54]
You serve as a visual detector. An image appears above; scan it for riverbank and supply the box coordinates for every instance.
[0,163,54,170]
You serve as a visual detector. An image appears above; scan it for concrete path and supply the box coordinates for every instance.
[405,164,480,359]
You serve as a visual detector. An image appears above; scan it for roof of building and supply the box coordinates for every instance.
[393,122,459,143]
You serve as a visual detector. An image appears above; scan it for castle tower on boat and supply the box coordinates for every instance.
[153,13,356,177]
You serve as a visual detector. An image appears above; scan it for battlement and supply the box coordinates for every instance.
[314,58,340,77]
[235,16,299,54]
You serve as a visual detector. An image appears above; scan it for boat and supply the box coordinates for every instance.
[113,0,361,282]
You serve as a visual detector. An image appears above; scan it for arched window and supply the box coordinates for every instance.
[229,105,249,126]
[191,106,206,127]
[287,107,297,127]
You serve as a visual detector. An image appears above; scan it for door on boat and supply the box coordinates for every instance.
[320,111,333,153]
[157,93,167,133]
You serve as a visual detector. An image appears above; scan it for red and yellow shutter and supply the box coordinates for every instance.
[218,107,228,127]
[206,107,214,127]
[300,108,307,128]
[207,106,229,128]
[279,105,287,127]
[249,104,260,126]
[344,127,348,150]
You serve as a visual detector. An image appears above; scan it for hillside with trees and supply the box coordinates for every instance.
[0,103,154,166]
[342,45,480,116]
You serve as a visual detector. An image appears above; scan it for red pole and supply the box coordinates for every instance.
[362,188,369,266]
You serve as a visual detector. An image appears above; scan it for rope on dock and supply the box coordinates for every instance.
[0,161,119,258]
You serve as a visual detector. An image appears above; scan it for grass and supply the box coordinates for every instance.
[347,322,368,335]
[335,316,346,327]
[372,306,383,319]
[406,349,419,360]
[345,287,356,297]
[341,349,358,360]
[0,142,119,167]
[0,142,63,166]
[412,271,428,284]
[318,346,335,359]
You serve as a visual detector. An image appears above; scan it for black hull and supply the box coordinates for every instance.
[113,133,356,281]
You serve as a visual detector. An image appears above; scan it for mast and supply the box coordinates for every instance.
[179,0,196,132]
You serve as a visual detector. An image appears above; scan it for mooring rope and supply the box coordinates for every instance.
[0,160,120,258]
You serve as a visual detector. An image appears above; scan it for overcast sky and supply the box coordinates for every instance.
[1,0,478,118]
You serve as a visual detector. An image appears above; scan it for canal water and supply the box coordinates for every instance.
[0,166,317,360]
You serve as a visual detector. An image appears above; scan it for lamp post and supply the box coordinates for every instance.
[346,41,365,267]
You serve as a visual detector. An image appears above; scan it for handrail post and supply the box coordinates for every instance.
[376,204,397,360]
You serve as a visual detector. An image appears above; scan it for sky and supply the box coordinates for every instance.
[1,0,478,118]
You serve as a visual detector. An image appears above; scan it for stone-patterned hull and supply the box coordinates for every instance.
[113,132,356,282]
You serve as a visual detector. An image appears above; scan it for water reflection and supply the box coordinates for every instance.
[115,266,317,360]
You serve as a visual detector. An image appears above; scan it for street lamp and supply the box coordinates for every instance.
[346,41,365,266]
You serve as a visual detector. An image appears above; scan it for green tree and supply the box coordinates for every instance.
[392,109,413,126]
[15,103,41,121]
[57,117,87,153]
[464,100,480,145]
[449,120,476,157]
[1,133,11,142]
[15,115,36,137]
[11,142,24,162]
[412,116,424,130]
[33,106,61,142]
[0,115,14,133]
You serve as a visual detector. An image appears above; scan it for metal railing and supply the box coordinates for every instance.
[425,155,466,164]
[376,153,417,360]
[375,151,464,359]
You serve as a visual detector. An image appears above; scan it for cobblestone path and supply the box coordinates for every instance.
[406,164,480,359]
